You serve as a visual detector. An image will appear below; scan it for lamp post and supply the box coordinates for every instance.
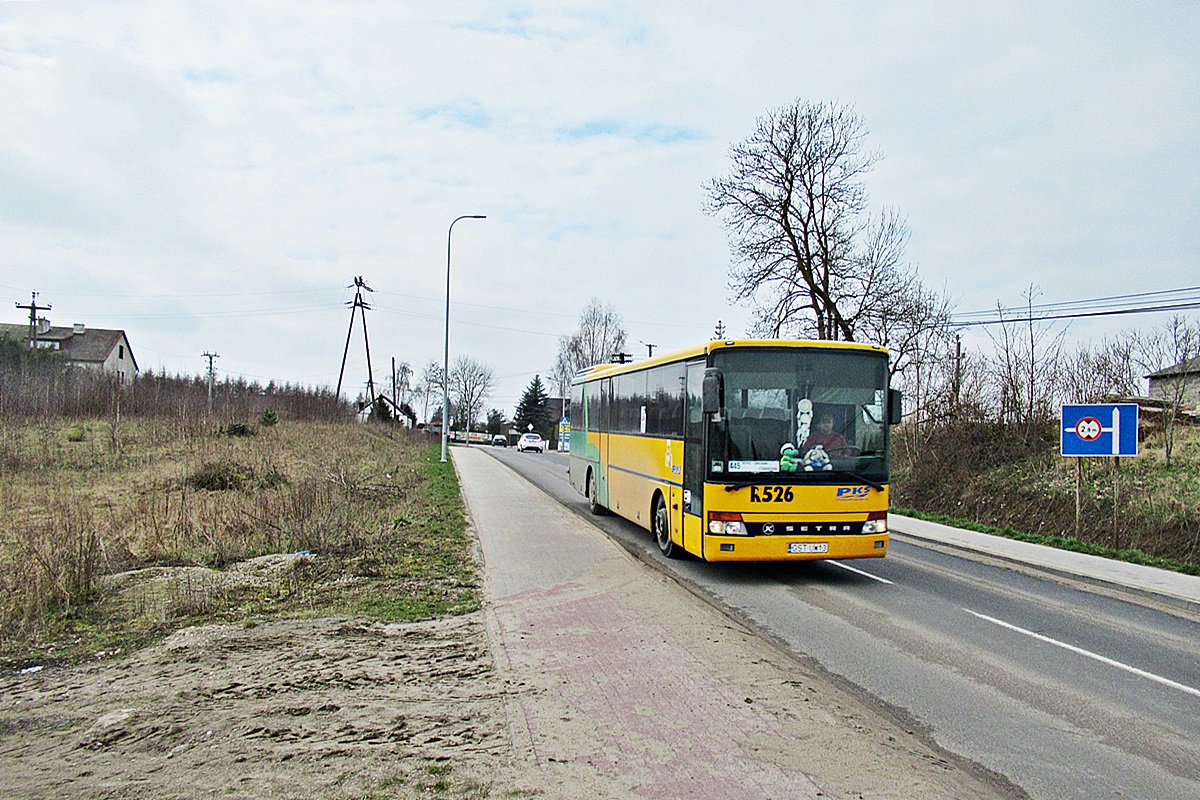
[441,214,487,462]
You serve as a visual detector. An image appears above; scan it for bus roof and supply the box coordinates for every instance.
[572,338,889,383]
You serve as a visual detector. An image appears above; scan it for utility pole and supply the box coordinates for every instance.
[952,334,963,420]
[640,340,656,358]
[202,352,219,415]
[712,319,726,340]
[335,276,376,403]
[15,292,52,349]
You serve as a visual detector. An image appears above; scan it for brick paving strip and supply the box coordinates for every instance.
[453,447,1020,800]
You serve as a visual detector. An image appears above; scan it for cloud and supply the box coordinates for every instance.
[1,1,1196,411]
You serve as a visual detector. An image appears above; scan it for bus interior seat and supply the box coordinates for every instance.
[726,407,791,460]
[728,423,754,460]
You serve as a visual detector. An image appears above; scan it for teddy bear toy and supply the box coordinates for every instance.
[802,444,833,472]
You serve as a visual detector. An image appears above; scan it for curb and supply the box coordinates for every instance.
[890,514,1200,618]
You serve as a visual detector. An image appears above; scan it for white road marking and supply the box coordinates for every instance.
[827,560,894,584]
[964,609,1200,699]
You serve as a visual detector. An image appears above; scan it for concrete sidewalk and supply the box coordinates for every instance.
[452,447,1016,800]
[891,514,1200,615]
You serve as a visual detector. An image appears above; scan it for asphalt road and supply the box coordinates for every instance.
[480,445,1200,800]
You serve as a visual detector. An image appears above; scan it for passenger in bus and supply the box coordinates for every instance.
[802,413,848,454]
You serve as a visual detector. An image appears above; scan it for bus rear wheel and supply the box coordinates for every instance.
[587,470,607,516]
[653,495,679,559]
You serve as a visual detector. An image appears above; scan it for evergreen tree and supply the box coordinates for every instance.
[513,375,552,437]
[486,408,508,436]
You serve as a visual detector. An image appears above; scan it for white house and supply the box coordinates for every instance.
[1146,356,1200,410]
[0,320,139,384]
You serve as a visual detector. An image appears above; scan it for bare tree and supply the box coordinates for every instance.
[705,99,952,375]
[418,360,444,423]
[1062,335,1141,404]
[553,299,627,396]
[391,360,413,407]
[986,287,1067,430]
[449,355,494,432]
[1133,315,1200,466]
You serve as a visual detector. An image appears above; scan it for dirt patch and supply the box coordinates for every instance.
[0,612,528,799]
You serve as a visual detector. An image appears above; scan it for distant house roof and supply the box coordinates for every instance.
[1146,356,1200,380]
[0,322,138,373]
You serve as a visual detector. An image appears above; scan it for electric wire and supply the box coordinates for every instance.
[952,287,1200,328]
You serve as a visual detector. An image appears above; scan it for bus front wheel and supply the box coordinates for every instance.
[653,495,680,559]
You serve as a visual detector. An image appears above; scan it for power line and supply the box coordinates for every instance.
[955,285,1200,318]
[952,287,1200,328]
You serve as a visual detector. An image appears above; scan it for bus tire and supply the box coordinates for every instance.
[653,494,680,559]
[587,469,607,516]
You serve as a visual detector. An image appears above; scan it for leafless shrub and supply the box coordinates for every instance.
[0,419,449,654]
[4,498,114,628]
[986,287,1067,431]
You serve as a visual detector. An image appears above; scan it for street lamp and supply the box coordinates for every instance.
[441,214,487,462]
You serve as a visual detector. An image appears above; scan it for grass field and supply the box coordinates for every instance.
[0,418,479,668]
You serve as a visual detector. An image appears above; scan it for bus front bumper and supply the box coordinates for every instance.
[702,533,888,562]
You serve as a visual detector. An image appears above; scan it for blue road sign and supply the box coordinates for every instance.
[1061,404,1139,457]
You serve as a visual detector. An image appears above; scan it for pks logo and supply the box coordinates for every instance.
[836,487,870,500]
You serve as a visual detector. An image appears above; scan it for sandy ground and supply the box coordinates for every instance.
[0,449,1028,799]
[0,605,1024,800]
[0,613,520,799]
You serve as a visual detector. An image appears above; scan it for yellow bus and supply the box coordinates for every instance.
[568,339,902,562]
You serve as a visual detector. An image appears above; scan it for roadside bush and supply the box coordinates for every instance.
[895,419,1056,510]
[223,422,254,437]
[893,420,1200,568]
[186,460,285,491]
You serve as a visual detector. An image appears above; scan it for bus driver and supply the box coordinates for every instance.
[802,413,847,454]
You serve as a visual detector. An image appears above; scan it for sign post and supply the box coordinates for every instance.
[1061,403,1139,542]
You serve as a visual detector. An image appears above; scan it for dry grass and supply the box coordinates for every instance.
[894,422,1200,571]
[0,418,479,667]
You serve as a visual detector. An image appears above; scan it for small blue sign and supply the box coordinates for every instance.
[1061,404,1139,457]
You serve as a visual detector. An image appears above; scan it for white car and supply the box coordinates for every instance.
[516,433,545,453]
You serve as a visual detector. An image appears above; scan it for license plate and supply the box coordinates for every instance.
[788,542,828,554]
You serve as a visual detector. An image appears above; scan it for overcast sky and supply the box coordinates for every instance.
[3,2,1197,414]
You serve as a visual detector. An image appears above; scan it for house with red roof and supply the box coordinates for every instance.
[0,320,139,384]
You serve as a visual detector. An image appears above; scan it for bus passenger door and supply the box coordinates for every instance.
[683,361,706,557]
[598,377,612,507]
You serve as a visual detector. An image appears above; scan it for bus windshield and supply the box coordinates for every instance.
[709,347,890,482]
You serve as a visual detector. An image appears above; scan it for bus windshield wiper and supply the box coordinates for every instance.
[825,470,886,492]
[723,472,886,493]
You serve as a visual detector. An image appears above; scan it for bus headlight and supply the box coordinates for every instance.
[862,512,887,535]
[708,512,746,536]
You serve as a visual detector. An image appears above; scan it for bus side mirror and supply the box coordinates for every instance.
[702,368,723,415]
[888,389,903,425]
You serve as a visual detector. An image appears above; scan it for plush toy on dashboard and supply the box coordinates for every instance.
[802,444,833,472]
[779,443,800,472]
